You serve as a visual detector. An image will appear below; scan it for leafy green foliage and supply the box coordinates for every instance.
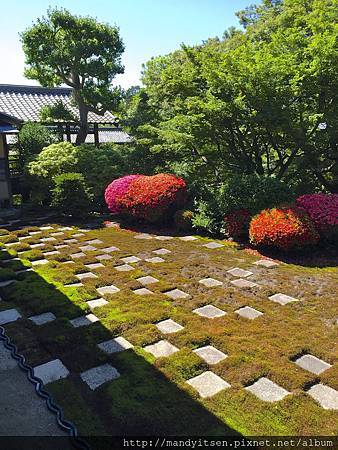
[19,122,56,160]
[51,172,93,217]
[39,101,76,122]
[124,0,337,193]
[21,8,124,143]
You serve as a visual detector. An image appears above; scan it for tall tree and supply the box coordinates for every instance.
[21,8,125,144]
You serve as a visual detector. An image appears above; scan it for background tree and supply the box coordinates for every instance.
[21,8,125,144]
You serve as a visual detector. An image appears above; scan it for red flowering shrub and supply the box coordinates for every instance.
[223,209,251,238]
[105,173,187,222]
[296,194,338,239]
[249,206,320,251]
[104,175,141,213]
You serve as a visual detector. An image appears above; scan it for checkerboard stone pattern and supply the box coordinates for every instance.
[153,248,171,255]
[254,259,279,268]
[307,384,338,410]
[0,308,21,325]
[156,319,184,334]
[79,245,97,252]
[85,263,104,270]
[102,246,120,253]
[134,233,152,240]
[294,354,332,375]
[269,293,298,305]
[80,364,120,390]
[187,371,230,398]
[121,256,141,263]
[76,272,98,280]
[193,346,227,365]
[31,259,49,266]
[155,235,174,240]
[235,306,263,320]
[179,236,197,241]
[199,278,223,288]
[245,377,289,402]
[98,336,134,354]
[34,359,69,384]
[96,254,112,261]
[133,288,153,295]
[164,289,189,299]
[115,264,134,272]
[28,312,56,325]
[227,268,253,278]
[144,340,179,358]
[230,279,257,288]
[145,257,165,263]
[193,305,226,319]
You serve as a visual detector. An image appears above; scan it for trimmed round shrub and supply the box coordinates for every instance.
[105,173,187,222]
[296,194,338,239]
[223,209,251,238]
[218,175,293,214]
[249,206,320,251]
[174,209,194,231]
[51,173,93,218]
[105,175,141,213]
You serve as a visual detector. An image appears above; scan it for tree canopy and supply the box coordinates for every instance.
[21,8,125,143]
[123,0,337,192]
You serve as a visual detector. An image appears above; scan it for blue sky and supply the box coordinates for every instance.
[0,0,255,88]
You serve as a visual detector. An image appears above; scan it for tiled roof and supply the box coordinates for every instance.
[62,130,132,144]
[0,84,117,124]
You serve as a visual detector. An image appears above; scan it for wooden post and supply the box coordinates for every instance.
[65,123,71,142]
[94,123,99,147]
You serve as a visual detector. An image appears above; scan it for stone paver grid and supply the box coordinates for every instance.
[136,276,159,285]
[245,377,289,402]
[86,298,109,309]
[145,257,165,264]
[115,264,134,272]
[98,337,134,354]
[307,384,338,410]
[193,346,227,365]
[34,359,69,385]
[144,340,179,358]
[254,259,279,268]
[164,288,189,299]
[203,242,224,249]
[28,312,56,325]
[133,288,153,295]
[235,306,263,320]
[80,364,120,390]
[187,371,230,398]
[295,355,332,375]
[97,285,120,296]
[227,268,253,278]
[231,279,257,289]
[0,308,22,325]
[193,305,226,319]
[156,319,184,334]
[199,278,223,288]
[153,248,171,255]
[70,314,99,328]
[269,293,299,305]
[121,256,141,264]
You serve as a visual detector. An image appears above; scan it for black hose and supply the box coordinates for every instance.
[0,325,90,450]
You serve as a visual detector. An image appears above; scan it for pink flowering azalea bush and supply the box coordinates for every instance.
[105,173,187,222]
[104,175,141,213]
[296,194,338,239]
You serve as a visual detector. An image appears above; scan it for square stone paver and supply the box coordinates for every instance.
[70,314,99,327]
[76,272,98,280]
[29,231,42,235]
[72,233,84,238]
[0,308,21,325]
[54,244,69,250]
[70,252,86,259]
[40,226,53,231]
[145,257,165,264]
[269,293,299,305]
[97,285,120,296]
[96,254,113,261]
[307,384,338,410]
[31,259,49,266]
[179,236,197,241]
[102,246,120,253]
[187,371,230,398]
[203,242,224,249]
[121,256,141,264]
[30,243,45,249]
[40,237,57,243]
[155,235,174,240]
[79,245,97,252]
[153,248,171,255]
[98,336,134,354]
[144,340,179,358]
[231,279,257,288]
[50,232,64,237]
[254,259,279,268]
[193,346,227,365]
[227,268,253,278]
[133,288,153,295]
[64,239,78,244]
[85,262,104,270]
[64,282,83,288]
[134,234,153,240]
[58,227,73,231]
[86,239,103,245]
[193,305,226,319]
[156,319,184,334]
[136,275,159,285]
[245,377,289,402]
[199,278,223,288]
[235,306,263,320]
[87,298,109,309]
[28,312,56,325]
[34,359,69,384]
[164,288,189,299]
[43,251,60,257]
[0,279,17,287]
[294,354,332,375]
[80,364,120,390]
[115,264,134,272]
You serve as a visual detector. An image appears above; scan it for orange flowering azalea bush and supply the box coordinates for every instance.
[105,173,187,222]
[249,206,320,251]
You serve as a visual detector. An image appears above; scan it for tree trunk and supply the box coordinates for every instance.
[75,100,89,145]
